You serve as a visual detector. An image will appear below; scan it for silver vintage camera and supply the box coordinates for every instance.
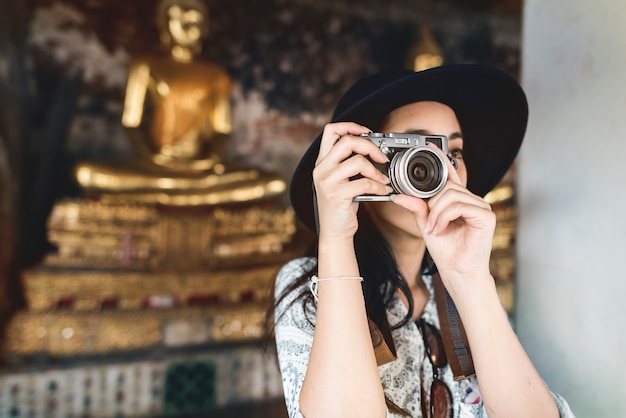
[354,132,457,201]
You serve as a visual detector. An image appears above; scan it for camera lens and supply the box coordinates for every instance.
[407,154,441,189]
[389,147,448,198]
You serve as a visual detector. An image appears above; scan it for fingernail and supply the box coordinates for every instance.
[383,175,391,184]
[389,194,398,201]
[385,186,394,194]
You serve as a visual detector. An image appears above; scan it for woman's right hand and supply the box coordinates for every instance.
[304,122,391,417]
[312,122,393,240]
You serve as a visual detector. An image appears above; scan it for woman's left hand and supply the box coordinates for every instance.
[391,147,496,294]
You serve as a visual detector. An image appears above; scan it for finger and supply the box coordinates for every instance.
[337,153,391,185]
[428,183,490,215]
[431,202,496,236]
[327,177,394,201]
[314,154,392,199]
[317,122,372,161]
[426,181,488,213]
[427,192,494,235]
[325,136,390,167]
[389,194,429,232]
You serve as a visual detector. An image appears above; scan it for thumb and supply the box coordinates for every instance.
[390,194,429,232]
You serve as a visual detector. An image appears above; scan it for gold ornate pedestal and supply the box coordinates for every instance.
[3,199,305,357]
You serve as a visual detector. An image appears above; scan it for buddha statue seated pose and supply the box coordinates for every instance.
[75,0,285,205]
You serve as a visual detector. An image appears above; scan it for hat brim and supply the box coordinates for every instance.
[291,64,528,231]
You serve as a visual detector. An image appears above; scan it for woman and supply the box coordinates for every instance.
[273,65,575,418]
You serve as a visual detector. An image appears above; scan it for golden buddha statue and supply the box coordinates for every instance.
[75,0,285,205]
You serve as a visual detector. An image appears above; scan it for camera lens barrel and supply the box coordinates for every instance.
[389,146,448,198]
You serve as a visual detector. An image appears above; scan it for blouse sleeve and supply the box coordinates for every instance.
[274,257,317,418]
[455,385,576,418]
[553,392,576,417]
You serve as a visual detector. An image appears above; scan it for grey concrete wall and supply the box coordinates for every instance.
[518,1,626,416]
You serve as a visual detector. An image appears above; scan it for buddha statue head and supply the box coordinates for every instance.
[156,0,208,62]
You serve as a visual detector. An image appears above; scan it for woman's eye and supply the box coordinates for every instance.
[450,148,464,159]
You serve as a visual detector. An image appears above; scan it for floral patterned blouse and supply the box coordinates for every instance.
[274,257,576,418]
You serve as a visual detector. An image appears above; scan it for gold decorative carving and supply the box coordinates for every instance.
[2,304,266,356]
[22,265,281,312]
[42,199,297,271]
[6,196,307,358]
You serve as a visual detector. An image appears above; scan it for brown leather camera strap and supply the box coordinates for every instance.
[368,317,397,366]
[432,271,475,380]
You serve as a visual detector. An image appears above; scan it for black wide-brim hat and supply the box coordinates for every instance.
[291,64,528,231]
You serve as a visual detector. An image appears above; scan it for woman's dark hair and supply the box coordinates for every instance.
[268,205,415,339]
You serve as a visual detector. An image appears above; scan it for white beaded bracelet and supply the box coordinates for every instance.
[309,275,364,303]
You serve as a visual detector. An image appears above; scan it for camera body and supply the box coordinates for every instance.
[354,132,455,201]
